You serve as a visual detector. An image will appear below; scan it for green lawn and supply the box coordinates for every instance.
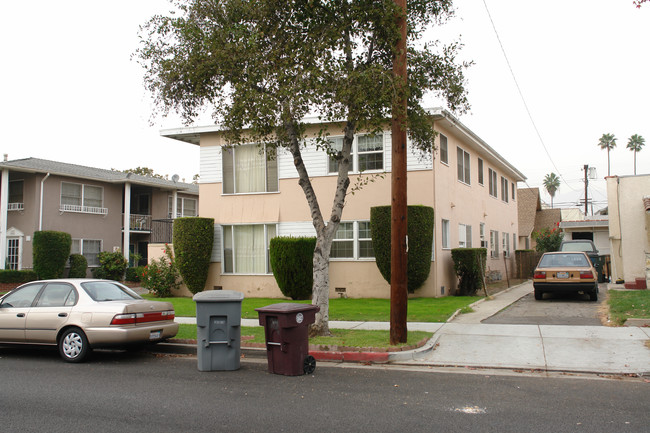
[607,290,650,326]
[144,294,479,322]
[174,323,431,348]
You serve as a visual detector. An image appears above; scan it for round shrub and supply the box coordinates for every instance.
[93,251,128,281]
[33,231,72,279]
[173,217,214,294]
[269,237,316,300]
[68,254,88,278]
[370,205,434,293]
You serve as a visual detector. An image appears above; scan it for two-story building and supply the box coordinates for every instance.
[162,108,525,298]
[0,157,198,272]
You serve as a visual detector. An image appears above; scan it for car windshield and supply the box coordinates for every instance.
[539,253,590,268]
[561,242,595,252]
[81,281,142,302]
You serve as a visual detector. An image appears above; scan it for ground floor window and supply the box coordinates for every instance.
[71,239,102,267]
[490,230,499,258]
[222,224,276,274]
[331,221,375,259]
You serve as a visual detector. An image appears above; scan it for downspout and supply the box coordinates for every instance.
[0,169,9,269]
[123,181,131,263]
[39,173,50,230]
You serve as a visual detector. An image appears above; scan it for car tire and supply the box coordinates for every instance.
[589,291,598,302]
[58,327,91,363]
[534,289,543,301]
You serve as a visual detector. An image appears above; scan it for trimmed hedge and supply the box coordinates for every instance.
[173,217,214,294]
[68,254,88,278]
[33,231,72,279]
[0,270,38,283]
[370,205,434,293]
[269,237,316,300]
[451,248,487,296]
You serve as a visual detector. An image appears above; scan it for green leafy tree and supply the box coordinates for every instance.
[532,224,563,253]
[626,134,645,175]
[542,173,560,208]
[597,133,617,176]
[120,166,165,179]
[136,0,470,335]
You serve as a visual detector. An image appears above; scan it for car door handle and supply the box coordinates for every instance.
[17,313,25,318]
[58,313,68,317]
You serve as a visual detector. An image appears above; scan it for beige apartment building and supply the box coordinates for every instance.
[0,158,198,272]
[163,108,525,298]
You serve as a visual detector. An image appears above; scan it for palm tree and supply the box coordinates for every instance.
[626,134,645,175]
[598,133,617,176]
[543,173,561,208]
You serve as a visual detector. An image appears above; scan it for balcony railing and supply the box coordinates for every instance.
[8,202,24,211]
[127,214,152,232]
[151,219,174,243]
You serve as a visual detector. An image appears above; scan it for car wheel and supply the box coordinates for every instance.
[589,291,598,302]
[59,327,91,363]
[534,289,543,300]
[303,355,316,375]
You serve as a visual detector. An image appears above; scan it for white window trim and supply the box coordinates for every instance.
[221,144,279,195]
[488,169,498,198]
[169,196,198,218]
[441,219,451,250]
[490,230,499,258]
[330,221,376,261]
[439,134,449,166]
[327,134,385,175]
[60,182,107,215]
[72,238,103,267]
[456,146,471,185]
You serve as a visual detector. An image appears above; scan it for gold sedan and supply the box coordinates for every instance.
[0,279,179,362]
[533,252,599,301]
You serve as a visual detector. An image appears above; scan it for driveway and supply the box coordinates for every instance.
[482,284,606,326]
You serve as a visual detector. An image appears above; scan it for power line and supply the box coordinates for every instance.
[481,0,577,192]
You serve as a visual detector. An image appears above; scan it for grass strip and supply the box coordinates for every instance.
[173,324,431,349]
[607,290,650,325]
[144,294,479,323]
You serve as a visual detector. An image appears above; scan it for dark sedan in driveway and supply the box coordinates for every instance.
[0,279,178,362]
[533,252,599,301]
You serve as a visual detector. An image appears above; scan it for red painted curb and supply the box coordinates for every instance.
[310,350,389,363]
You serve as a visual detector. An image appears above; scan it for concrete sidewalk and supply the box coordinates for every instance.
[171,282,650,375]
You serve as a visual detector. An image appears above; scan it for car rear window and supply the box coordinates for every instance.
[539,253,590,268]
[81,281,142,302]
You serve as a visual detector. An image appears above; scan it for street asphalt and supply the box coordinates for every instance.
[160,281,650,376]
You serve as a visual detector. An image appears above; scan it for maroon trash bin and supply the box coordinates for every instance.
[255,303,320,376]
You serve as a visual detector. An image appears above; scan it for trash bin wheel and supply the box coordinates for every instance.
[303,355,316,375]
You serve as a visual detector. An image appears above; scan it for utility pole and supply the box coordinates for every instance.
[583,164,588,216]
[390,0,408,345]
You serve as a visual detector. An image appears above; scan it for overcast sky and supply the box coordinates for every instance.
[1,1,648,212]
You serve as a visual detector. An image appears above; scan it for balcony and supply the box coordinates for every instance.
[126,214,152,232]
[8,202,24,211]
[60,204,108,215]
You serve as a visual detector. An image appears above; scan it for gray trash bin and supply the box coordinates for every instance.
[193,290,244,371]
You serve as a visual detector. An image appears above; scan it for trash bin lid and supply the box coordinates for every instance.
[193,290,244,302]
[255,303,319,314]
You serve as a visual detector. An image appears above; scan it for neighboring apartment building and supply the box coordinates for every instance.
[606,174,650,289]
[517,187,562,251]
[0,157,198,272]
[162,108,525,298]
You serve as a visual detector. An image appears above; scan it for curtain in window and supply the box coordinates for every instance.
[83,240,101,266]
[84,186,103,208]
[235,145,266,193]
[234,225,266,273]
[61,183,82,206]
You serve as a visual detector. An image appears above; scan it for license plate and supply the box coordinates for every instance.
[150,330,162,340]
[556,272,569,279]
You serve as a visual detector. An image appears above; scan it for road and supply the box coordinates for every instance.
[1,348,647,433]
[482,284,606,326]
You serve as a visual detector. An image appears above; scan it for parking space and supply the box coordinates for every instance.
[482,284,606,326]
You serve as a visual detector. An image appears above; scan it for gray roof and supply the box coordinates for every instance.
[0,158,198,195]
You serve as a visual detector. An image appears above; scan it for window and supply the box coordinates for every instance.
[61,182,105,214]
[478,159,484,185]
[330,221,374,259]
[329,135,384,174]
[458,224,472,248]
[457,147,470,184]
[503,232,510,257]
[512,183,516,201]
[480,223,487,248]
[512,233,517,252]
[222,224,276,274]
[9,180,23,205]
[490,230,499,258]
[439,134,448,164]
[357,221,374,258]
[441,219,450,249]
[501,176,509,203]
[222,144,278,194]
[7,238,20,270]
[72,239,102,267]
[0,283,43,308]
[488,169,498,198]
[168,196,198,218]
[35,283,77,307]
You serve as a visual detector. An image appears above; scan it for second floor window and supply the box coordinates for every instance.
[9,180,23,204]
[457,147,470,184]
[328,134,384,174]
[439,134,448,164]
[488,169,498,198]
[501,176,509,203]
[169,196,197,218]
[222,144,278,194]
[61,182,103,210]
[478,158,484,185]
